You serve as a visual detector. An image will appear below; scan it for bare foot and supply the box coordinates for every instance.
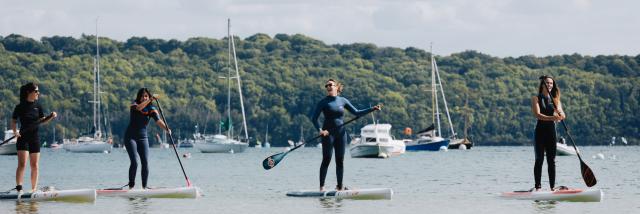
[319,186,325,192]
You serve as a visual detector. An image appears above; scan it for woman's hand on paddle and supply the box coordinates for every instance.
[373,104,383,111]
[320,130,329,137]
[13,131,21,139]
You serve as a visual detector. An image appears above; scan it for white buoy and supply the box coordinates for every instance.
[459,144,467,150]
[596,153,605,160]
[229,149,234,154]
[378,153,388,158]
[439,146,448,152]
[103,150,109,154]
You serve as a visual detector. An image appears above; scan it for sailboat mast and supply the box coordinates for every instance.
[434,59,456,138]
[430,44,442,137]
[229,19,250,141]
[226,19,232,139]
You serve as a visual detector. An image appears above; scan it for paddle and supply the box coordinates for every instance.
[542,80,597,187]
[0,114,54,147]
[153,98,192,187]
[262,105,380,170]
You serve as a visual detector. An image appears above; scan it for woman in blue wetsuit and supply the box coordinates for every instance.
[124,88,170,189]
[311,79,380,191]
[531,75,565,191]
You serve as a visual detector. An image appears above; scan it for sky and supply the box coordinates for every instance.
[0,0,638,57]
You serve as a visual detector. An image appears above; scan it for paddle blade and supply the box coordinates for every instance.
[263,152,287,170]
[581,161,597,187]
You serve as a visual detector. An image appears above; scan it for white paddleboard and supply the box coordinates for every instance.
[501,188,602,202]
[287,188,393,200]
[97,186,200,198]
[0,189,96,202]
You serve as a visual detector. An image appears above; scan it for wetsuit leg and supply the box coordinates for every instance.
[545,134,557,190]
[319,135,334,188]
[124,136,138,188]
[533,128,545,189]
[334,131,346,190]
[136,138,150,188]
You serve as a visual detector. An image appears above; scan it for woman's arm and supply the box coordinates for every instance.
[555,100,566,120]
[136,98,155,111]
[343,98,374,117]
[531,96,559,121]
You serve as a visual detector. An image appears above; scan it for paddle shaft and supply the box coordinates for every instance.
[0,114,54,146]
[154,99,192,187]
[542,80,596,187]
[263,110,375,170]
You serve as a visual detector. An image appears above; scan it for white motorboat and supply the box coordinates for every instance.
[0,129,18,155]
[350,124,405,158]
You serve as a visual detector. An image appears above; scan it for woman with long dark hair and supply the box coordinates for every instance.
[311,79,380,191]
[11,82,57,193]
[124,88,170,189]
[530,75,565,191]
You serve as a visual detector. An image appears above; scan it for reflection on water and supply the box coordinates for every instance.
[128,198,150,214]
[15,201,39,214]
[319,198,343,211]
[532,200,557,214]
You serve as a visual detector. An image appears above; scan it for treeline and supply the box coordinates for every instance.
[0,33,638,146]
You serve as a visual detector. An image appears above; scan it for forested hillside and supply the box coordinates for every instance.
[1,34,638,146]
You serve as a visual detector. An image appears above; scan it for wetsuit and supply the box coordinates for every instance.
[124,101,160,188]
[311,96,374,189]
[12,101,45,153]
[534,93,557,190]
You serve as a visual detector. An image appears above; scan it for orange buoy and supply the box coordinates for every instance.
[404,127,412,135]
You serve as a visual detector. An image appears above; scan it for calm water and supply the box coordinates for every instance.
[1,146,638,213]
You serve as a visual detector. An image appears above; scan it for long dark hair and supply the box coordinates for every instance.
[135,88,152,104]
[538,75,561,104]
[19,82,38,103]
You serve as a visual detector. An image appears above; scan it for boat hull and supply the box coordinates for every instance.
[0,189,96,202]
[97,186,200,198]
[350,144,394,158]
[406,139,450,151]
[556,143,577,156]
[64,143,113,153]
[0,142,17,155]
[501,188,602,202]
[194,142,248,153]
[287,188,393,200]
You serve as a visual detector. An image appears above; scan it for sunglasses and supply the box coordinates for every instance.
[325,84,335,88]
[33,89,40,94]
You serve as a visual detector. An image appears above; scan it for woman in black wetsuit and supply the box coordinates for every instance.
[124,88,170,189]
[11,83,57,193]
[311,79,380,191]
[531,75,565,191]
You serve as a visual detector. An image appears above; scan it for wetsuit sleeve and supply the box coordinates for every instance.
[343,97,373,117]
[38,103,45,118]
[12,104,20,120]
[311,99,324,131]
[148,106,161,121]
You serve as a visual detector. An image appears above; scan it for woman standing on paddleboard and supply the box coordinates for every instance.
[124,88,170,189]
[12,83,57,193]
[311,79,380,191]
[531,75,565,191]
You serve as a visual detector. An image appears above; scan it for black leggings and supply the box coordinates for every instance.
[125,135,150,188]
[320,130,347,189]
[534,124,556,189]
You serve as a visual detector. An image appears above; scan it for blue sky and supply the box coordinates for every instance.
[1,0,637,57]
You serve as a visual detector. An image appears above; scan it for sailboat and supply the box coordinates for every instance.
[64,19,112,153]
[194,19,249,153]
[406,48,452,151]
